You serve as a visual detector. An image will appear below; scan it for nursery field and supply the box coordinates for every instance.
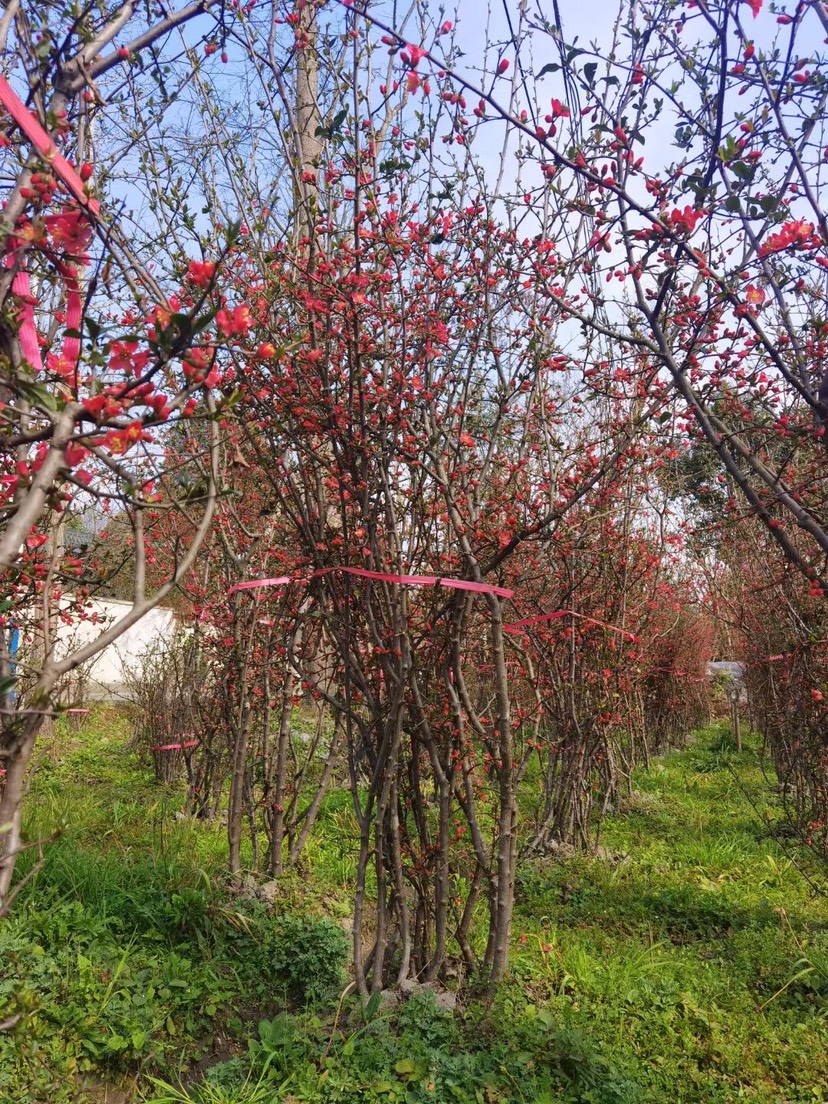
[2,712,828,1104]
[4,3,828,1102]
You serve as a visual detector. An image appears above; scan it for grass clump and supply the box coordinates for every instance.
[148,990,645,1104]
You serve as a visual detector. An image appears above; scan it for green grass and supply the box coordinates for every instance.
[0,710,349,1103]
[511,722,828,1102]
[3,714,828,1102]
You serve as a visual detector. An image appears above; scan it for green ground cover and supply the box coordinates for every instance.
[2,714,828,1103]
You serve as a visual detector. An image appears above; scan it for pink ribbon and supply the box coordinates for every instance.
[0,74,98,379]
[229,576,292,594]
[503,609,638,641]
[229,567,514,599]
[58,264,84,371]
[10,267,42,369]
[0,75,99,214]
[748,642,828,667]
[6,242,87,377]
[151,740,199,752]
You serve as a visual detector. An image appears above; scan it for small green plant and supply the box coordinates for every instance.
[144,1069,278,1104]
[269,915,348,1005]
[248,1012,313,1076]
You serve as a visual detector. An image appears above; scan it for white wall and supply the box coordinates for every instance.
[54,598,178,701]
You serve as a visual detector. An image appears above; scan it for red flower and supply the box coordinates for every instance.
[759,219,815,257]
[64,442,90,468]
[665,205,704,235]
[49,210,93,258]
[216,304,252,337]
[186,260,217,287]
[82,395,108,419]
[402,43,426,69]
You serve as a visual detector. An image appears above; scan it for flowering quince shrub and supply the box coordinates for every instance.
[715,518,828,858]
[353,0,828,581]
[133,431,343,875]
[322,0,828,885]
[136,61,717,984]
[516,516,714,854]
[0,0,248,907]
[678,408,828,857]
[0,212,235,897]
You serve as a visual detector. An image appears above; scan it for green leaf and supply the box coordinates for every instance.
[365,990,381,1020]
[131,1030,147,1050]
[395,1057,417,1077]
[584,61,597,85]
[192,305,218,337]
[719,135,739,163]
[18,381,58,412]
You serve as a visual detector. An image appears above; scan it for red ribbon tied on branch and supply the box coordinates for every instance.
[228,572,638,644]
[227,571,648,648]
[0,76,99,211]
[503,609,639,641]
[0,74,100,376]
[228,567,514,599]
